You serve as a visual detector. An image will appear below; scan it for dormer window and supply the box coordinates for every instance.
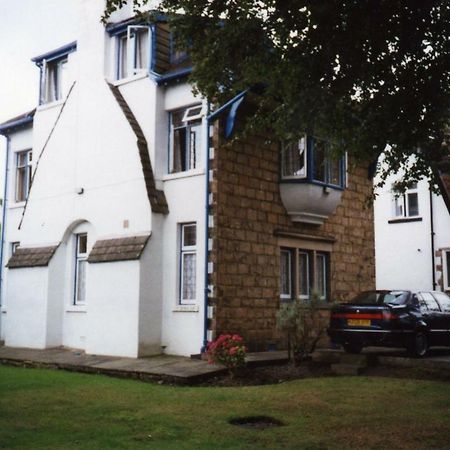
[32,42,76,105]
[281,135,346,189]
[116,26,150,79]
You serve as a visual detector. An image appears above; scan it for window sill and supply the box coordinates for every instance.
[162,169,205,182]
[37,99,65,112]
[173,305,199,313]
[388,217,423,224]
[66,307,87,313]
[9,202,26,209]
[111,72,148,87]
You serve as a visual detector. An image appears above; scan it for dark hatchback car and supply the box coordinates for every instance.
[328,290,450,357]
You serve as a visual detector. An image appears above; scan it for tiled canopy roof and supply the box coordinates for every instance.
[87,234,151,263]
[7,245,59,269]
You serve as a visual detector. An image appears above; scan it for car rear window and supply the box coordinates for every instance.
[350,291,409,305]
[432,292,450,312]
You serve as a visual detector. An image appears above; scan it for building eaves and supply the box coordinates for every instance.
[0,109,35,136]
[31,41,77,66]
[105,12,167,35]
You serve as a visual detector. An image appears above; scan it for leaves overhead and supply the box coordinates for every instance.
[104,1,450,186]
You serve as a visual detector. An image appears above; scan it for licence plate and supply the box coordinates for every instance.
[347,319,371,327]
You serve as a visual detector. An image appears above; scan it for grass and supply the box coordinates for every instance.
[1,366,450,449]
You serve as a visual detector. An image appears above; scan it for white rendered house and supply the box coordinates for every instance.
[375,167,450,294]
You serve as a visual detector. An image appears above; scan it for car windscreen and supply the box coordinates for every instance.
[349,291,409,305]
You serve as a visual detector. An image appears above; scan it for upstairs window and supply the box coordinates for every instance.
[281,135,345,188]
[44,57,69,103]
[117,26,150,79]
[15,150,32,203]
[169,105,204,173]
[392,183,419,218]
[32,42,76,105]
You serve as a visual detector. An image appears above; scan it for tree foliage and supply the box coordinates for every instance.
[104,1,450,187]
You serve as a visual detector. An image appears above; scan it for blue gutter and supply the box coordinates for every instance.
[0,112,34,135]
[31,41,77,66]
[0,136,11,310]
[201,90,248,353]
[149,67,193,85]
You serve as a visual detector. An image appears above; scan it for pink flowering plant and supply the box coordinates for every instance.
[206,334,247,374]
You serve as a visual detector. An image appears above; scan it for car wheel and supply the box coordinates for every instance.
[343,343,362,354]
[408,331,428,358]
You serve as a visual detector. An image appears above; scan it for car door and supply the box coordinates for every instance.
[431,292,450,347]
[417,292,445,346]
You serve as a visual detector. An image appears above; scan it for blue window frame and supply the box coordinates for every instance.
[281,135,346,189]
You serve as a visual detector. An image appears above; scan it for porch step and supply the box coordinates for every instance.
[311,349,341,365]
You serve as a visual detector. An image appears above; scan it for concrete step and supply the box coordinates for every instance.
[311,349,341,364]
[340,353,369,366]
[331,363,366,376]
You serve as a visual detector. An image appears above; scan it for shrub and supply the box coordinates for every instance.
[207,334,247,375]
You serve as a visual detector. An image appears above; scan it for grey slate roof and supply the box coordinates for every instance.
[87,234,151,263]
[7,245,59,269]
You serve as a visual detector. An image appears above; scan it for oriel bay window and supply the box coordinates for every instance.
[281,135,345,188]
[170,105,204,173]
[280,247,329,301]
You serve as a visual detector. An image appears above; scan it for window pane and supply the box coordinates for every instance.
[78,234,87,255]
[173,127,187,172]
[281,138,306,178]
[188,122,201,170]
[447,252,450,288]
[119,35,128,78]
[328,156,341,186]
[134,29,149,70]
[58,59,69,100]
[407,192,419,216]
[420,292,440,311]
[432,292,450,312]
[298,252,309,298]
[280,250,291,297]
[182,253,196,300]
[76,260,87,303]
[313,139,326,182]
[316,253,327,299]
[393,196,404,217]
[183,224,196,247]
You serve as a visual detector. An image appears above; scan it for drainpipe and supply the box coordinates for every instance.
[0,135,11,331]
[429,188,436,290]
[201,91,248,353]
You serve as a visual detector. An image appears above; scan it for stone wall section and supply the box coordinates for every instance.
[208,132,375,350]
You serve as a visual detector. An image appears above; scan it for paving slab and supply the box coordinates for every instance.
[0,346,288,384]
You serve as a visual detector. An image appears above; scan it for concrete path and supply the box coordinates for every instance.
[0,346,288,384]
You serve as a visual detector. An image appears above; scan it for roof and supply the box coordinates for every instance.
[0,109,35,136]
[87,234,151,263]
[31,41,77,66]
[7,245,59,269]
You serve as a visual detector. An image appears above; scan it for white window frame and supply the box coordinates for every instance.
[42,56,68,103]
[298,251,310,300]
[15,149,32,203]
[443,250,450,291]
[315,252,327,301]
[74,233,88,305]
[280,249,292,299]
[11,242,20,256]
[392,183,420,218]
[169,105,204,174]
[179,223,197,305]
[117,25,151,80]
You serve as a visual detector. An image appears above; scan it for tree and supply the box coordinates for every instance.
[104,1,450,189]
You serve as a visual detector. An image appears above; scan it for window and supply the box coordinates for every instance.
[170,105,204,173]
[15,150,32,202]
[281,135,345,188]
[11,242,20,256]
[74,233,87,305]
[43,57,69,103]
[432,292,450,312]
[180,224,197,304]
[418,292,441,312]
[392,183,420,218]
[280,248,329,301]
[117,26,150,79]
[444,250,450,291]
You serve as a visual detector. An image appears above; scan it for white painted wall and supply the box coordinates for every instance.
[375,176,450,291]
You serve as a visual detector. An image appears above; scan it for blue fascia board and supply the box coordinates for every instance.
[207,90,248,122]
[151,67,193,85]
[0,112,34,136]
[106,12,167,36]
[31,41,77,66]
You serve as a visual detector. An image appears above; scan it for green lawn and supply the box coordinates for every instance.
[1,366,450,449]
